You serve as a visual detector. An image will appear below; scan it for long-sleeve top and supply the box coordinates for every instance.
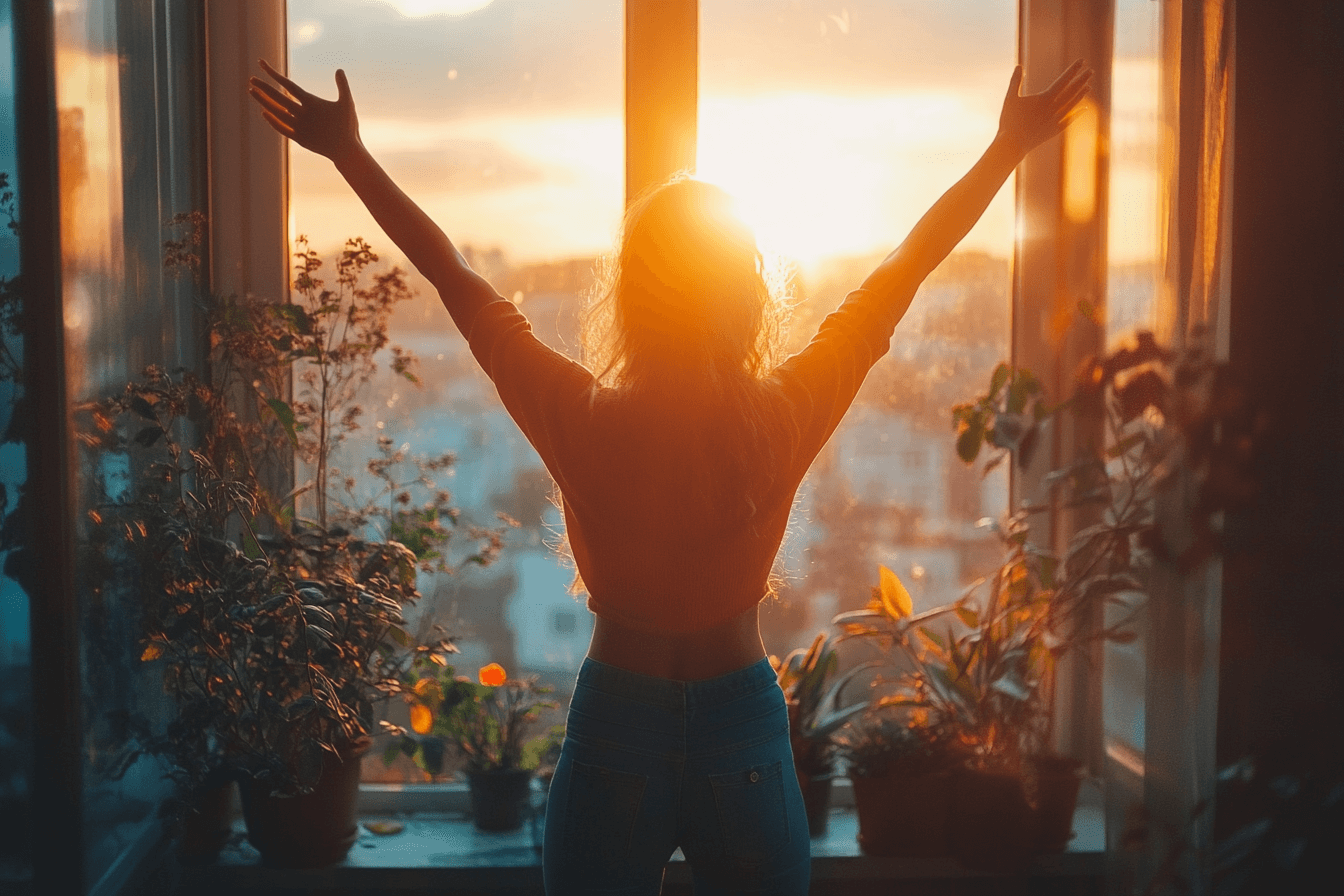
[459,281,903,634]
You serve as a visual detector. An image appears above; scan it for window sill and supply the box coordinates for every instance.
[181,783,1105,895]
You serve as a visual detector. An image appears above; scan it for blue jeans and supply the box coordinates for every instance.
[542,657,811,895]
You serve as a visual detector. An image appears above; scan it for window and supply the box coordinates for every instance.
[286,0,1018,783]
[285,0,624,783]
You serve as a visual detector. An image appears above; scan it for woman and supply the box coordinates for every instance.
[250,57,1091,894]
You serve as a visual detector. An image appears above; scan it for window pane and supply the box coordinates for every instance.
[0,0,32,884]
[1103,0,1161,759]
[698,1,1016,650]
[53,1,209,882]
[286,0,623,783]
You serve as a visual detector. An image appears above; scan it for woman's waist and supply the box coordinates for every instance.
[585,603,768,681]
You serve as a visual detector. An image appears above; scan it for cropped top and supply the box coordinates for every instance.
[457,281,902,634]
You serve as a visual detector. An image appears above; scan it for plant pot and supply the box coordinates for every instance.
[851,767,953,857]
[179,781,235,865]
[949,765,1036,873]
[794,764,833,837]
[240,737,370,867]
[466,767,534,832]
[1027,754,1084,853]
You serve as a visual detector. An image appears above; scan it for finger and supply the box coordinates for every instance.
[1007,64,1023,98]
[1047,71,1092,112]
[1059,104,1089,130]
[259,108,297,140]
[248,80,301,117]
[1045,60,1089,97]
[1055,75,1093,114]
[335,69,352,105]
[259,58,311,101]
[258,107,297,140]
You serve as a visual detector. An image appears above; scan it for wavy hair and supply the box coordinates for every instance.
[581,175,796,519]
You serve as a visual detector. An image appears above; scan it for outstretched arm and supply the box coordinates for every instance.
[860,61,1093,306]
[248,61,494,331]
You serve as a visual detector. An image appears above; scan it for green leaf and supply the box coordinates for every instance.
[954,605,980,629]
[988,363,1011,400]
[387,626,412,647]
[956,414,986,464]
[129,395,158,421]
[264,397,301,447]
[133,426,164,447]
[270,302,315,335]
[990,671,1033,702]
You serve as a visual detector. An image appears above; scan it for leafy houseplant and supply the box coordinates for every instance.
[386,660,560,831]
[101,223,499,865]
[770,631,869,835]
[834,330,1256,867]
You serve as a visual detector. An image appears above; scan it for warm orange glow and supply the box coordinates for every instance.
[409,703,434,735]
[697,93,1011,271]
[478,662,507,686]
[1064,97,1100,223]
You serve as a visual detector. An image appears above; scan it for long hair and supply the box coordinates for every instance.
[581,175,796,520]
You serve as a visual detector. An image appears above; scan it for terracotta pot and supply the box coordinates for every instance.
[1027,754,1084,853]
[851,768,953,857]
[794,764,833,836]
[179,781,235,864]
[240,737,370,867]
[466,767,534,832]
[949,765,1036,873]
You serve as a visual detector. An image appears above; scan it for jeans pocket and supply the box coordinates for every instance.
[560,758,648,874]
[708,759,790,868]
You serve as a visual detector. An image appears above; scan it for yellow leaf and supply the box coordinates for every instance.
[878,565,913,619]
[409,703,433,735]
[363,820,404,836]
[140,643,163,661]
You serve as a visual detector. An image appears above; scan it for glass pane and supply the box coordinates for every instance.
[698,1,1016,651]
[0,0,33,884]
[286,0,623,782]
[54,1,209,884]
[1103,0,1161,759]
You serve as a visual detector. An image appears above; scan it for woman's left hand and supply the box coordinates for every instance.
[248,60,362,165]
[997,60,1094,158]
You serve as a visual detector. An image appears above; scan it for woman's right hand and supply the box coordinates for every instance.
[248,60,361,164]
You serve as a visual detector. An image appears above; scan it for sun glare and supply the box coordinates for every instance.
[382,0,495,18]
[697,93,996,272]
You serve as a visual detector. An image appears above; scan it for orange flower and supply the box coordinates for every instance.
[478,663,507,687]
[409,703,434,735]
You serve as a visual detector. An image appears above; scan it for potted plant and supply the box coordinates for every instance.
[770,631,870,836]
[832,329,1254,869]
[831,705,964,858]
[97,224,503,866]
[386,659,560,832]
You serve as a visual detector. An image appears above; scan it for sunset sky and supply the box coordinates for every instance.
[286,0,1156,271]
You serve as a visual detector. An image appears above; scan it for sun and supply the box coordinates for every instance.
[381,0,495,18]
[696,91,999,273]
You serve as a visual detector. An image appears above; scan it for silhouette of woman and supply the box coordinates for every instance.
[250,57,1091,895]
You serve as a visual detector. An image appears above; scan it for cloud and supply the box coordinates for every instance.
[288,0,1018,123]
[287,0,622,121]
[700,0,1018,99]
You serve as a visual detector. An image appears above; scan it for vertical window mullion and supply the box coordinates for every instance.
[1014,0,1115,773]
[624,0,697,203]
[13,0,82,891]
